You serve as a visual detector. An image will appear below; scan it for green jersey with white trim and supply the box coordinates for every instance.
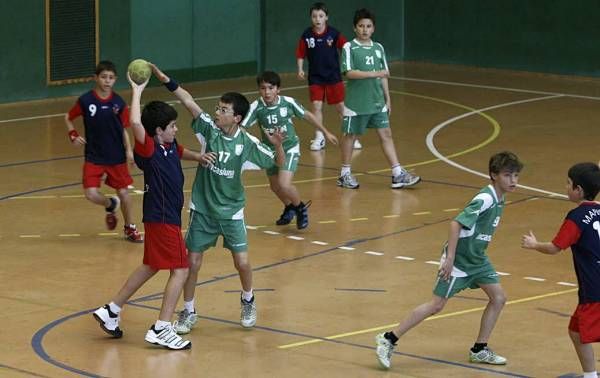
[341,39,389,115]
[190,113,277,220]
[450,185,504,275]
[241,96,305,151]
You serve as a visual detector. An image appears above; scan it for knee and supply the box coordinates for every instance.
[188,254,203,273]
[234,259,251,273]
[491,293,507,307]
[430,301,446,315]
[84,190,97,201]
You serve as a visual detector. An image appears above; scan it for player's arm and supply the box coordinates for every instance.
[122,129,134,163]
[345,70,389,80]
[64,106,86,146]
[302,110,338,145]
[295,38,306,80]
[381,77,392,115]
[439,220,462,281]
[127,74,149,145]
[263,130,286,167]
[150,63,203,119]
[181,149,217,165]
[521,231,562,254]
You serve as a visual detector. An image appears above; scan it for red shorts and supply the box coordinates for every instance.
[143,223,189,270]
[82,162,133,189]
[568,302,600,343]
[309,82,345,105]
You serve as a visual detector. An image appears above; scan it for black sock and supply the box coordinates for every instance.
[105,197,116,212]
[471,342,487,353]
[384,331,398,345]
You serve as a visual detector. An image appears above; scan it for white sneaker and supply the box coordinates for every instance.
[391,171,421,189]
[173,309,199,335]
[145,324,192,350]
[240,296,257,328]
[353,139,362,149]
[336,172,360,189]
[469,347,507,365]
[93,304,123,338]
[375,333,395,369]
[310,138,325,151]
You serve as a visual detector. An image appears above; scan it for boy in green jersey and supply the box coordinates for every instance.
[242,71,338,229]
[338,8,421,190]
[375,151,523,370]
[150,64,285,334]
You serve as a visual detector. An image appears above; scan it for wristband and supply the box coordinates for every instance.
[164,79,179,92]
[68,129,80,142]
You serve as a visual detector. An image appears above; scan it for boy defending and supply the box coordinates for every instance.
[296,2,361,151]
[64,60,142,242]
[375,151,523,369]
[93,70,211,350]
[522,162,600,378]
[337,8,420,190]
[148,65,285,335]
[242,71,338,229]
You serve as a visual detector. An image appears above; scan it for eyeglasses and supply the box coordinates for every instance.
[215,105,234,115]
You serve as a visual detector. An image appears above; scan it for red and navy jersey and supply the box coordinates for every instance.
[296,26,347,85]
[134,134,185,226]
[68,90,130,165]
[552,201,600,303]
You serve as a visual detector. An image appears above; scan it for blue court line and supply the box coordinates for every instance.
[0,363,55,378]
[130,302,531,377]
[0,155,82,168]
[224,288,275,293]
[334,288,387,292]
[536,307,571,318]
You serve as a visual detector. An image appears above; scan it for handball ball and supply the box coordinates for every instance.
[127,59,151,84]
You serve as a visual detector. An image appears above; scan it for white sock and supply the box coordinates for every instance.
[108,302,121,314]
[154,320,171,331]
[184,300,195,313]
[315,130,324,140]
[583,372,597,378]
[242,289,253,302]
[391,164,403,177]
[340,165,351,176]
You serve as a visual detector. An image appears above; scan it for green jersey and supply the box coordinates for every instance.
[450,185,504,275]
[241,96,305,151]
[190,113,278,220]
[341,39,389,115]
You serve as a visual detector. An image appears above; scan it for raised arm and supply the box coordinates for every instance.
[150,63,203,119]
[127,74,149,144]
[521,230,562,255]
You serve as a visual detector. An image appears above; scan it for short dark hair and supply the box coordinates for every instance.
[256,71,281,88]
[95,60,117,76]
[354,8,375,26]
[489,151,523,179]
[568,162,600,200]
[220,92,250,121]
[141,101,178,136]
[310,2,328,15]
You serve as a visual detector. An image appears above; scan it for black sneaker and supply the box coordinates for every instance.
[275,204,296,225]
[295,201,311,230]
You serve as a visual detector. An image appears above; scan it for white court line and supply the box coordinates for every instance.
[395,256,415,261]
[425,260,440,265]
[496,271,511,276]
[263,230,280,235]
[311,241,329,245]
[338,246,355,251]
[557,281,577,287]
[424,94,568,198]
[245,225,258,230]
[365,251,384,256]
[524,276,546,282]
[287,236,304,241]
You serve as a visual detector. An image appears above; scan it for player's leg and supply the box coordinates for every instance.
[329,83,360,149]
[569,330,597,375]
[232,251,257,328]
[309,85,326,151]
[83,162,120,229]
[278,169,310,229]
[115,188,143,242]
[469,282,507,365]
[375,295,448,369]
[373,118,420,189]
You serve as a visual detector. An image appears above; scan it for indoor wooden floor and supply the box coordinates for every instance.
[1,62,599,377]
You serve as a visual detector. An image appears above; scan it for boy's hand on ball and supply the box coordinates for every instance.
[149,63,169,83]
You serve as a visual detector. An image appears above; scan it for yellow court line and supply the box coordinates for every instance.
[318,220,337,224]
[277,288,577,349]
[350,218,369,222]
[412,211,431,215]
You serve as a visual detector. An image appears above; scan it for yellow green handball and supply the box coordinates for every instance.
[127,59,151,84]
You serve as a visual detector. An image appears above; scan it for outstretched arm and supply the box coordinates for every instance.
[302,110,338,145]
[521,230,562,255]
[150,63,203,119]
[127,73,149,145]
[181,149,217,165]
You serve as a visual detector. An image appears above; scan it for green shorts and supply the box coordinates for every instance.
[266,144,300,176]
[341,112,389,135]
[185,210,248,253]
[433,264,499,299]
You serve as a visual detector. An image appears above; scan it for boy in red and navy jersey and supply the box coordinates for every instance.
[522,162,600,378]
[64,60,142,242]
[93,69,215,350]
[296,2,361,151]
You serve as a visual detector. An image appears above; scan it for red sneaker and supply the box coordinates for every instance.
[124,224,143,243]
[105,196,120,230]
